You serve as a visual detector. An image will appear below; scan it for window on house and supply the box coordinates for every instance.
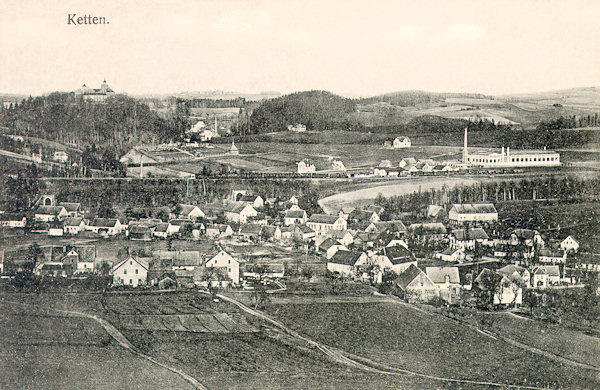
[124,269,127,275]
[129,279,132,284]
[135,269,138,274]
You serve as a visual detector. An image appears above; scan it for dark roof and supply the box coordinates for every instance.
[408,222,447,234]
[179,204,201,216]
[452,228,489,241]
[395,264,424,289]
[239,224,263,234]
[36,205,65,215]
[58,202,81,212]
[512,229,540,240]
[308,214,339,224]
[90,218,119,227]
[0,213,26,221]
[154,223,169,233]
[383,246,414,263]
[285,210,306,218]
[319,238,338,251]
[63,217,85,226]
[329,251,362,266]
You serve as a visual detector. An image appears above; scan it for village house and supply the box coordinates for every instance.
[407,222,448,244]
[35,262,72,277]
[87,218,125,236]
[450,228,490,250]
[262,225,282,242]
[497,264,530,288]
[53,151,69,163]
[225,203,257,224]
[538,248,567,264]
[395,265,439,303]
[35,205,68,222]
[327,229,356,247]
[393,136,411,148]
[348,209,380,227]
[327,251,366,278]
[153,223,172,239]
[57,247,95,274]
[426,267,462,303]
[448,203,498,225]
[0,213,27,228]
[176,204,205,221]
[239,224,263,242]
[292,224,316,242]
[239,195,264,209]
[318,238,349,259]
[509,229,545,248]
[307,214,347,234]
[288,195,299,205]
[63,217,87,235]
[398,157,417,168]
[205,223,234,239]
[426,205,445,219]
[297,159,316,174]
[111,256,149,287]
[436,247,465,262]
[128,224,154,241]
[284,209,308,225]
[475,268,523,306]
[532,265,561,288]
[58,202,83,217]
[560,236,579,253]
[204,249,240,285]
[364,221,406,236]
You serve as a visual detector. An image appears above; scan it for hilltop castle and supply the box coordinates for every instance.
[75,79,115,102]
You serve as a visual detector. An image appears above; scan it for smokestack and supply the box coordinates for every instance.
[463,127,469,163]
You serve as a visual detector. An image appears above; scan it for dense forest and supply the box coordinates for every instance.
[537,114,600,130]
[249,90,357,133]
[0,93,184,153]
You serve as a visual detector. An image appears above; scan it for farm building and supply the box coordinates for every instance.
[35,206,68,222]
[297,159,316,174]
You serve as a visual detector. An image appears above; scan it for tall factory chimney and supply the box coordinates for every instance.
[463,127,469,163]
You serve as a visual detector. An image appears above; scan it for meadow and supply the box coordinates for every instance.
[264,301,600,389]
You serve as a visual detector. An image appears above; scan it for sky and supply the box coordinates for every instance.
[1,0,599,97]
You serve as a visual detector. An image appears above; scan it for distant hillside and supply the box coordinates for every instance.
[357,90,492,106]
[249,90,357,133]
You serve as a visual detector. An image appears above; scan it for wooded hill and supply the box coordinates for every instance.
[0,93,184,154]
[249,90,357,133]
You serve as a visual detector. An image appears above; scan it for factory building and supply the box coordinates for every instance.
[462,127,560,168]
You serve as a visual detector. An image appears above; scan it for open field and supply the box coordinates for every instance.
[0,292,489,389]
[0,300,196,390]
[264,301,600,389]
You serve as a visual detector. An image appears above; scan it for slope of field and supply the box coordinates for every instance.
[265,301,600,389]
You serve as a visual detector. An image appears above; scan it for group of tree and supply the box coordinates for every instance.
[248,90,357,134]
[537,113,600,131]
[375,175,600,218]
[355,91,491,107]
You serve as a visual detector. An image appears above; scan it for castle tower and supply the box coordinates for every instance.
[463,127,469,163]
